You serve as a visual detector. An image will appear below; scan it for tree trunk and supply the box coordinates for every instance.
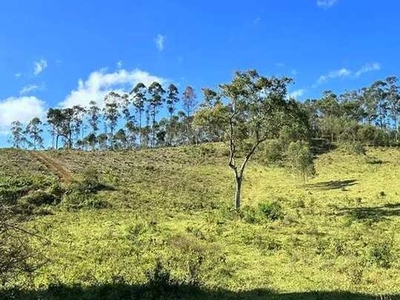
[234,176,242,210]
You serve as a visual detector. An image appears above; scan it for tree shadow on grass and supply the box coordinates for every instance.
[306,179,358,191]
[1,284,399,300]
[337,203,400,222]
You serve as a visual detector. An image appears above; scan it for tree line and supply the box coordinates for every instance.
[9,83,197,150]
[8,73,400,152]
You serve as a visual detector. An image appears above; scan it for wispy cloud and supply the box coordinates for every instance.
[317,0,338,8]
[315,62,381,86]
[289,89,306,99]
[155,34,165,52]
[20,84,39,95]
[354,62,381,77]
[15,73,22,78]
[253,17,262,25]
[116,60,123,69]
[33,59,48,76]
[317,68,351,85]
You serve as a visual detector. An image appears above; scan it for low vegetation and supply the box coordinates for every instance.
[0,144,400,299]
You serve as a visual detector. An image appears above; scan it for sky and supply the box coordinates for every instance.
[0,0,399,146]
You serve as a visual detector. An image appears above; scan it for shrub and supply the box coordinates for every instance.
[63,191,110,210]
[286,141,315,183]
[145,260,177,297]
[79,167,102,193]
[369,242,392,268]
[258,201,284,221]
[20,190,60,206]
[262,140,284,165]
[240,205,259,223]
[338,141,366,155]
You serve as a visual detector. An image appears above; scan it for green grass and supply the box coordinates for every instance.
[2,144,400,299]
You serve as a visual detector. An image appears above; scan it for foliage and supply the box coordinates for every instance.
[258,201,284,221]
[286,141,315,182]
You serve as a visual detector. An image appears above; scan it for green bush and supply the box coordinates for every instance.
[262,140,284,165]
[20,190,60,206]
[369,242,392,268]
[258,201,284,221]
[286,141,315,182]
[338,141,366,155]
[63,191,110,210]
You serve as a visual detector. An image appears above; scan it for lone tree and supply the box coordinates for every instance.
[198,70,298,209]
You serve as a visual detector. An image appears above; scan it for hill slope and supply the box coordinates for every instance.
[1,144,400,299]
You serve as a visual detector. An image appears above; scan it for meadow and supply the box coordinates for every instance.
[1,144,400,299]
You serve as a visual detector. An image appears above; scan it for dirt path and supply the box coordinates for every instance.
[30,152,73,183]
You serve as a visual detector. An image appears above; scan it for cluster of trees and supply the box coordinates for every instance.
[304,76,400,145]
[9,83,197,150]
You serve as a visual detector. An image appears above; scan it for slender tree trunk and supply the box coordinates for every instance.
[234,176,242,210]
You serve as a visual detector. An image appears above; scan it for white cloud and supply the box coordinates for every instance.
[155,34,165,51]
[315,62,381,86]
[317,0,337,8]
[0,96,46,129]
[116,60,123,69]
[60,68,167,108]
[289,89,306,99]
[33,59,48,76]
[20,84,39,95]
[354,62,381,77]
[15,73,22,78]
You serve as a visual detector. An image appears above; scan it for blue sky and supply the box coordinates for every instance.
[0,0,398,145]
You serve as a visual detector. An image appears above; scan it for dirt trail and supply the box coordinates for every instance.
[30,152,73,183]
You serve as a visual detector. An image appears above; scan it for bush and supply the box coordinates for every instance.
[258,201,284,221]
[240,205,259,223]
[79,167,102,193]
[262,140,284,165]
[286,141,315,182]
[338,141,366,155]
[369,242,392,268]
[63,191,110,210]
[20,190,60,206]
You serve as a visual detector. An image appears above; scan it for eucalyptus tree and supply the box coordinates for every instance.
[182,86,197,118]
[85,133,97,151]
[47,108,74,149]
[114,128,128,149]
[120,93,136,148]
[125,120,137,148]
[9,121,27,149]
[193,91,229,143]
[385,76,400,142]
[197,70,295,209]
[166,84,179,119]
[72,105,87,143]
[182,86,197,143]
[25,117,44,150]
[148,82,166,147]
[88,100,101,136]
[131,82,147,146]
[103,92,121,150]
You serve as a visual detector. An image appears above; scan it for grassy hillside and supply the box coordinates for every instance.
[1,144,400,299]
